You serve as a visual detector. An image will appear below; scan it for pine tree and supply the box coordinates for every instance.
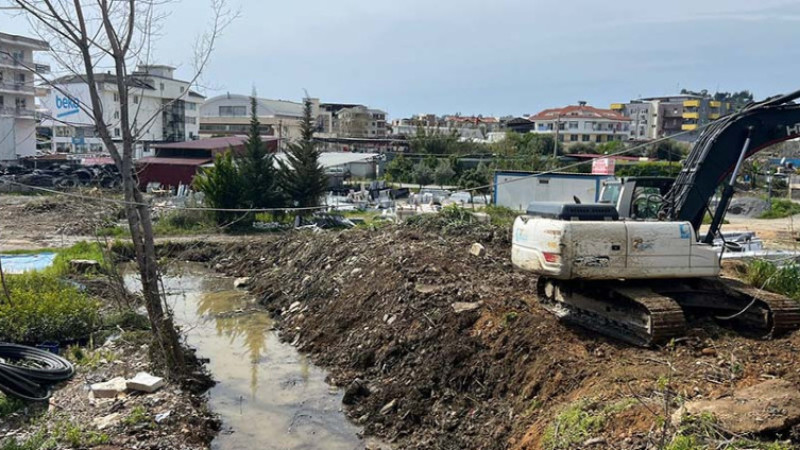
[239,96,281,208]
[278,98,327,211]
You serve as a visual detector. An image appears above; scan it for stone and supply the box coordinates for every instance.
[233,277,251,289]
[342,379,370,405]
[92,412,122,430]
[452,301,483,314]
[69,259,101,273]
[351,268,363,277]
[126,372,166,393]
[701,347,717,357]
[288,301,302,313]
[672,379,800,434]
[380,399,397,415]
[469,243,486,257]
[154,411,171,424]
[90,377,127,398]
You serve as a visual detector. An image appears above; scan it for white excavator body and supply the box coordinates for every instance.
[512,216,720,280]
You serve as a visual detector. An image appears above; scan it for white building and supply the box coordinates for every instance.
[529,101,631,146]
[41,65,202,156]
[199,93,312,143]
[0,32,49,161]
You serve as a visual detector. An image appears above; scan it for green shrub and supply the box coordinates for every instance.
[483,205,519,228]
[0,273,100,343]
[541,400,607,449]
[747,260,800,298]
[154,209,215,235]
[616,161,682,178]
[758,198,800,219]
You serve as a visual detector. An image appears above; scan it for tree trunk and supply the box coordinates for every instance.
[121,160,186,378]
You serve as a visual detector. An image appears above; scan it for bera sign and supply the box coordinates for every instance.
[55,95,80,118]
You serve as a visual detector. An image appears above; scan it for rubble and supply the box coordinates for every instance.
[90,377,128,398]
[233,277,252,289]
[126,372,166,393]
[469,242,486,257]
[69,259,101,273]
[672,379,800,434]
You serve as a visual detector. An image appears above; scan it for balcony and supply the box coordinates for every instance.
[709,113,721,120]
[709,100,721,108]
[34,63,50,74]
[682,112,699,119]
[0,106,36,118]
[683,100,701,108]
[610,103,624,110]
[0,82,35,95]
[681,124,698,131]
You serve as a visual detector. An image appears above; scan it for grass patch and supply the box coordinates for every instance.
[123,406,153,427]
[0,272,100,343]
[64,345,118,370]
[541,399,635,449]
[95,224,128,238]
[405,204,493,236]
[746,260,800,299]
[483,205,519,228]
[0,396,25,418]
[0,417,109,450]
[154,209,216,235]
[46,241,107,277]
[0,248,56,256]
[758,198,800,219]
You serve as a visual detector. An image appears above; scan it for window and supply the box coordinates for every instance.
[113,93,119,102]
[113,111,120,119]
[0,96,3,106]
[15,98,26,109]
[186,116,196,124]
[568,121,579,129]
[179,86,185,93]
[160,83,165,91]
[570,134,578,142]
[595,135,602,143]
[582,134,590,142]
[219,106,247,117]
[15,73,24,83]
[114,128,120,137]
[0,72,3,83]
[133,95,139,104]
[186,102,197,110]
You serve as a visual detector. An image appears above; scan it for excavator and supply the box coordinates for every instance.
[512,90,800,346]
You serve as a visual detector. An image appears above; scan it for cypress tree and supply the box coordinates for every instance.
[239,96,281,209]
[278,98,327,211]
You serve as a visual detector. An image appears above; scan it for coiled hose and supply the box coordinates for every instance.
[0,343,75,401]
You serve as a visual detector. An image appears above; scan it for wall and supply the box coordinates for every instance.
[493,171,613,211]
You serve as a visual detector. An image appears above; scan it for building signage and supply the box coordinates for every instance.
[55,95,80,118]
[592,157,615,175]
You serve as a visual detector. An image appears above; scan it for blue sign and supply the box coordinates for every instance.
[55,95,79,118]
[71,137,85,145]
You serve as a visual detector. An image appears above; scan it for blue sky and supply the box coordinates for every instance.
[4,0,800,118]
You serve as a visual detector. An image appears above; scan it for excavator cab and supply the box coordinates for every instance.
[599,177,674,220]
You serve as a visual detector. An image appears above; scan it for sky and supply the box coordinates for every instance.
[4,0,800,119]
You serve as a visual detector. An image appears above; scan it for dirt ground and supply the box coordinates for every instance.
[6,193,800,449]
[163,223,800,450]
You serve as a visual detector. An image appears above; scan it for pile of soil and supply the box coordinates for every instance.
[176,225,800,449]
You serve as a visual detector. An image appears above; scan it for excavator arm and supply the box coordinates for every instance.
[663,90,800,242]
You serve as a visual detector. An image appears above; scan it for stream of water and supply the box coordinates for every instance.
[126,264,370,450]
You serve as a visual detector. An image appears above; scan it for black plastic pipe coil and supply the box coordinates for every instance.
[0,343,75,401]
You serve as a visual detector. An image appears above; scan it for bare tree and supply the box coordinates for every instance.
[7,0,235,378]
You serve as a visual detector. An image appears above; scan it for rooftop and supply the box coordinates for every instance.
[274,151,379,169]
[136,157,213,166]
[0,32,49,51]
[151,136,255,151]
[530,104,631,122]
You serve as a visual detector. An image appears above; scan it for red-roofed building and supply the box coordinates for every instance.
[529,101,631,146]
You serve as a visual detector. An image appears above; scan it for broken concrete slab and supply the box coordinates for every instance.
[452,301,483,313]
[90,377,127,399]
[92,412,122,430]
[672,379,800,434]
[233,277,251,289]
[126,372,166,393]
[469,243,486,257]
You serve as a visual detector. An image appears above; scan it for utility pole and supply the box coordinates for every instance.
[553,113,560,157]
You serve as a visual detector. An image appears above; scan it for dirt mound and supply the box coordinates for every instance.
[181,226,800,449]
[728,196,770,217]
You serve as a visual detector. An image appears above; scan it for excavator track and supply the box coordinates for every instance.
[669,277,800,337]
[536,279,686,347]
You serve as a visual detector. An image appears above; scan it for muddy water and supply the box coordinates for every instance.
[126,264,369,450]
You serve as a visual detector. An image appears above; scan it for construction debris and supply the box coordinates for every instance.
[469,243,486,257]
[90,377,128,399]
[126,372,166,393]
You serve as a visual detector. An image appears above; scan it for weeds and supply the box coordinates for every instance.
[405,204,493,236]
[483,205,519,228]
[46,241,108,277]
[123,406,153,427]
[759,199,800,219]
[0,395,24,418]
[746,260,800,299]
[65,346,118,369]
[154,209,215,235]
[0,272,100,343]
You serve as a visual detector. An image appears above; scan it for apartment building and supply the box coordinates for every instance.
[0,32,49,161]
[529,102,631,145]
[199,94,314,142]
[611,95,734,140]
[41,65,202,156]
